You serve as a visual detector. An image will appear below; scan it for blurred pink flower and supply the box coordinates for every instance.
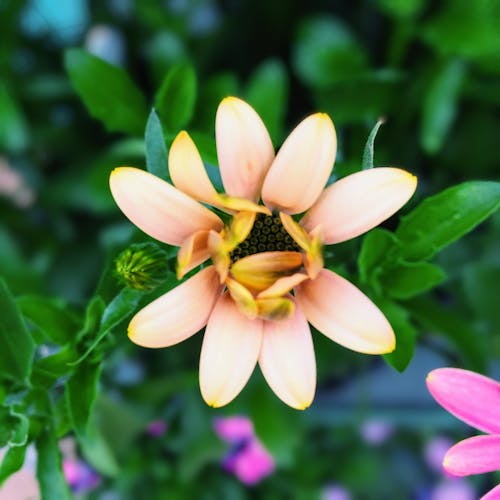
[214,415,275,485]
[214,415,254,443]
[63,458,100,494]
[427,367,500,499]
[146,420,168,437]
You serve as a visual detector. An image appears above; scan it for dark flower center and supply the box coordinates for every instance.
[229,213,301,263]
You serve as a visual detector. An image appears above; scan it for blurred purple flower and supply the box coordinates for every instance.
[431,478,475,500]
[63,459,100,494]
[322,484,352,500]
[214,415,275,486]
[359,419,394,445]
[146,420,168,437]
[424,436,454,473]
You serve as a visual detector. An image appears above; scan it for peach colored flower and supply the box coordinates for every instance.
[110,97,417,409]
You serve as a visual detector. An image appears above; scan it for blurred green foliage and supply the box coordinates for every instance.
[1,0,499,498]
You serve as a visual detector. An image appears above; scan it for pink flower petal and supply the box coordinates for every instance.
[128,266,221,348]
[262,113,336,214]
[301,167,417,244]
[200,293,263,407]
[169,131,219,205]
[444,435,500,476]
[481,483,500,500]
[110,167,222,246]
[426,368,500,434]
[214,416,254,443]
[233,438,275,485]
[295,269,395,354]
[216,97,274,201]
[259,299,316,409]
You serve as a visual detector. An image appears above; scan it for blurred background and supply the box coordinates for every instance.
[1,0,499,498]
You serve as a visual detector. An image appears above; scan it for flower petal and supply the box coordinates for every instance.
[216,97,274,201]
[301,167,417,244]
[200,293,263,407]
[262,113,336,214]
[168,131,219,204]
[128,266,221,348]
[426,368,500,434]
[110,167,223,246]
[230,251,303,292]
[259,300,316,409]
[481,483,500,500]
[444,435,500,476]
[257,273,309,299]
[295,269,395,354]
[177,229,211,279]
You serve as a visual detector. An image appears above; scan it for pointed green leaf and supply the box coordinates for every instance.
[380,300,417,372]
[36,427,71,500]
[66,362,102,439]
[0,279,35,384]
[145,109,169,180]
[362,118,385,169]
[396,181,500,261]
[64,48,148,135]
[156,63,197,133]
[0,444,27,486]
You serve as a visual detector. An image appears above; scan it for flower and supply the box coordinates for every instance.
[63,459,101,494]
[426,368,500,499]
[214,415,275,485]
[359,418,394,445]
[110,97,417,409]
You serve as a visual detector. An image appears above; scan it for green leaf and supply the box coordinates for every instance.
[409,297,487,371]
[36,427,71,500]
[145,109,169,180]
[245,59,289,144]
[0,407,29,447]
[362,118,385,169]
[421,59,466,154]
[0,444,27,486]
[380,300,417,371]
[64,48,148,135]
[0,279,35,384]
[7,409,29,447]
[66,362,102,439]
[31,346,77,388]
[396,181,500,261]
[155,63,197,133]
[71,288,143,365]
[379,261,446,299]
[76,295,106,345]
[17,296,80,345]
[358,228,399,288]
[293,16,368,88]
[0,83,28,153]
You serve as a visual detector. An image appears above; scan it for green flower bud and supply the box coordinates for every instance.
[115,243,170,291]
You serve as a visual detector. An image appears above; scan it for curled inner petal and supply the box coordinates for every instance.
[230,251,303,293]
[177,229,211,279]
